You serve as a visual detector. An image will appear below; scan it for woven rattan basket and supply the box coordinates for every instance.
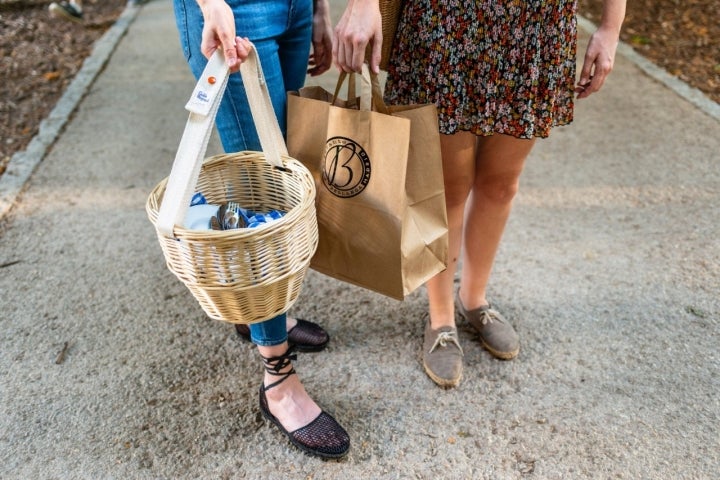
[146,47,318,324]
[380,0,403,70]
[364,0,404,70]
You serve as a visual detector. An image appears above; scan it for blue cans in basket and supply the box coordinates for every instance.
[223,203,284,229]
[183,193,285,231]
[246,208,284,228]
[190,192,208,206]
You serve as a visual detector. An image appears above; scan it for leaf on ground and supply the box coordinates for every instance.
[43,71,61,81]
[631,35,652,46]
[685,305,708,318]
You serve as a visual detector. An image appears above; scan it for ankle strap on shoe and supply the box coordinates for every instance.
[260,347,297,391]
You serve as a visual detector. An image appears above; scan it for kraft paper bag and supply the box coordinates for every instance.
[287,67,448,300]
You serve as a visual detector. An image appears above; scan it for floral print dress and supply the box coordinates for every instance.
[385,0,578,139]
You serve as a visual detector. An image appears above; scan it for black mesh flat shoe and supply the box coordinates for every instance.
[258,348,350,459]
[235,318,329,352]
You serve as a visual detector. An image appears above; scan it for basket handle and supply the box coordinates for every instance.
[156,44,287,238]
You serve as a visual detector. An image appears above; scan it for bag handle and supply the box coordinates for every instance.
[156,44,286,238]
[332,65,389,114]
[365,64,391,114]
[333,71,357,108]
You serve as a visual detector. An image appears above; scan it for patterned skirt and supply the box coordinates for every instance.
[384,0,578,139]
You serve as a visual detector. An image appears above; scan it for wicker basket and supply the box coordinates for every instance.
[364,0,404,70]
[146,47,318,324]
[380,0,404,70]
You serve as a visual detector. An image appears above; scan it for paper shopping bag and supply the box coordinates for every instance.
[287,67,448,300]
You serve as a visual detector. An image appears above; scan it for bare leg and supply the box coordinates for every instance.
[426,131,477,329]
[459,134,535,310]
[256,342,321,432]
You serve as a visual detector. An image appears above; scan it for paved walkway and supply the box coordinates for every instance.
[1,1,718,478]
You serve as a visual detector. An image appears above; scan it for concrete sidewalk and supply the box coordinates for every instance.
[1,0,718,478]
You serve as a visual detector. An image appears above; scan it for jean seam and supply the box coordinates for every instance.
[250,335,289,347]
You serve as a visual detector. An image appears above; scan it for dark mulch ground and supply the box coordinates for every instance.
[0,0,718,178]
[582,0,719,102]
[0,0,127,176]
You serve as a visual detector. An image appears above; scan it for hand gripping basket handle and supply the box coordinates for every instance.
[156,44,287,238]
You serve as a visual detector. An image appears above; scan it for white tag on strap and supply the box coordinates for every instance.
[185,50,229,116]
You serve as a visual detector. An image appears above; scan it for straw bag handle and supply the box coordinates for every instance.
[156,44,287,238]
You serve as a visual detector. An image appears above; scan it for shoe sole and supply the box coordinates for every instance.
[481,341,519,360]
[422,360,462,389]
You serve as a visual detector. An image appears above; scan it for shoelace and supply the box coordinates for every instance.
[429,330,464,355]
[477,307,504,326]
[260,348,298,391]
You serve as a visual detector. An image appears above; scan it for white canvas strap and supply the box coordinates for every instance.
[156,45,286,238]
[238,51,288,164]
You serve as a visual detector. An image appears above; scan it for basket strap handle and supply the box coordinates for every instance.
[156,44,286,238]
[239,48,288,164]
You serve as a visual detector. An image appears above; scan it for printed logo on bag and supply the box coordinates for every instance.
[322,136,371,198]
[196,90,209,102]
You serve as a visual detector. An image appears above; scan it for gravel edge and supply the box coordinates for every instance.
[0,3,141,220]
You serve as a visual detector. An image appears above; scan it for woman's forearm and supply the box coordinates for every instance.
[598,0,626,35]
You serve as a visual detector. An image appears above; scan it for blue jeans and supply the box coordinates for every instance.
[174,0,313,152]
[173,0,313,346]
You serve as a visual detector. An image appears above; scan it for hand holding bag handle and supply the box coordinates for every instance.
[156,44,286,238]
[332,65,390,114]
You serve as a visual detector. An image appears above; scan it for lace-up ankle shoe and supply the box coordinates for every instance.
[422,322,463,388]
[456,292,519,360]
[259,348,350,458]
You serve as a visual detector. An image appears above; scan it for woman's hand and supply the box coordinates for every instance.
[333,0,382,73]
[196,0,251,71]
[575,27,619,98]
[308,0,333,76]
[575,0,626,98]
